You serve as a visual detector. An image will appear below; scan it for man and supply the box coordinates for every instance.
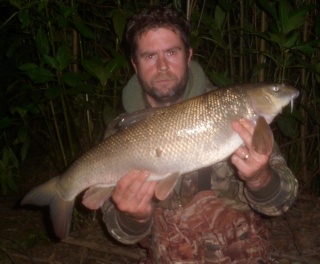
[102,6,298,264]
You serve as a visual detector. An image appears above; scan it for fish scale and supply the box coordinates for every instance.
[21,82,299,239]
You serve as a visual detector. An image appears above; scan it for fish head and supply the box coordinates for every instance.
[246,83,299,124]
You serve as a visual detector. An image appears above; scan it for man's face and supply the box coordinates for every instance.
[132,28,192,107]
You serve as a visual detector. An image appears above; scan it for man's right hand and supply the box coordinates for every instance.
[112,170,157,223]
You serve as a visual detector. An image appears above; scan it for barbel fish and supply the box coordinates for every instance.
[21,82,299,239]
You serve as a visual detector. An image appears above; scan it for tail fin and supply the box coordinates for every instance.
[21,177,74,239]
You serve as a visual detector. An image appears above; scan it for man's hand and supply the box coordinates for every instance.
[112,170,157,223]
[231,118,272,191]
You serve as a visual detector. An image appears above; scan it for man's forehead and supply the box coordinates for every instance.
[136,28,183,49]
[140,26,178,36]
[137,27,181,41]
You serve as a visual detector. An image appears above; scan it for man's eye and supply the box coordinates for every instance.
[145,54,155,59]
[167,50,177,56]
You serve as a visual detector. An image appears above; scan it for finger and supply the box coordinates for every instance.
[113,170,145,204]
[230,153,249,172]
[116,170,149,193]
[126,170,151,194]
[136,181,157,210]
[134,176,157,203]
[232,118,254,148]
[233,146,250,160]
[115,174,156,221]
[239,118,254,134]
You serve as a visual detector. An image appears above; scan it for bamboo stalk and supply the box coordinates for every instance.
[299,3,309,186]
[239,0,244,80]
[258,10,266,82]
[227,12,234,79]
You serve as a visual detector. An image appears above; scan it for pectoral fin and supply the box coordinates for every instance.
[252,116,274,155]
[155,173,180,201]
[82,186,114,210]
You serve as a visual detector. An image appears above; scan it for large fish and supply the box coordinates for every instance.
[21,83,299,239]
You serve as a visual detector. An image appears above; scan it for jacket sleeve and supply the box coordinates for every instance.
[244,143,298,216]
[101,200,153,245]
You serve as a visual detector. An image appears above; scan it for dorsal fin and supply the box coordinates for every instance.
[104,108,159,139]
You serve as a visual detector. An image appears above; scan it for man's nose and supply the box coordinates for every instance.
[157,55,168,71]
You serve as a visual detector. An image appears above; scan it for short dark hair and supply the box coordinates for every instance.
[126,6,191,61]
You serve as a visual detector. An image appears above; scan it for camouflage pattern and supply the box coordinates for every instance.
[139,190,272,264]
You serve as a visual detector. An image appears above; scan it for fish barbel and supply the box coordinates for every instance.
[21,83,299,239]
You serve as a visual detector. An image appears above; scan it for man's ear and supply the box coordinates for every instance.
[131,58,138,73]
[187,48,193,64]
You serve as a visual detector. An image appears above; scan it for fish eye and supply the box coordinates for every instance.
[272,86,280,92]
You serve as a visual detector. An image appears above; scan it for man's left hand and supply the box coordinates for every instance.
[231,118,272,191]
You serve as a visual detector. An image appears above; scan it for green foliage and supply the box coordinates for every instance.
[0,0,133,193]
[0,0,319,195]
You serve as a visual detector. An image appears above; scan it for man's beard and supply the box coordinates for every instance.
[138,68,189,107]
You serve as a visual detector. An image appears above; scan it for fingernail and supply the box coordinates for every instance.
[239,118,246,124]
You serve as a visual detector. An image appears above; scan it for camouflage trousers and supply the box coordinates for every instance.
[139,190,272,264]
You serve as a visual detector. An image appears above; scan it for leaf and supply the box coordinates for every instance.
[20,137,30,161]
[214,5,226,30]
[17,126,28,142]
[113,9,126,41]
[276,114,297,139]
[0,118,13,129]
[3,147,19,168]
[73,21,95,39]
[257,0,277,21]
[62,72,84,87]
[18,10,30,28]
[56,44,72,71]
[57,16,68,29]
[56,2,78,18]
[18,63,54,83]
[9,106,27,118]
[81,59,110,86]
[35,27,49,55]
[25,103,39,115]
[250,63,269,79]
[37,0,48,12]
[7,174,18,192]
[43,54,59,70]
[207,72,232,87]
[278,0,289,24]
[9,0,21,10]
[282,12,306,34]
[283,31,299,49]
[293,45,315,56]
[6,40,20,58]
[268,33,282,47]
[104,55,127,75]
[44,85,64,100]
